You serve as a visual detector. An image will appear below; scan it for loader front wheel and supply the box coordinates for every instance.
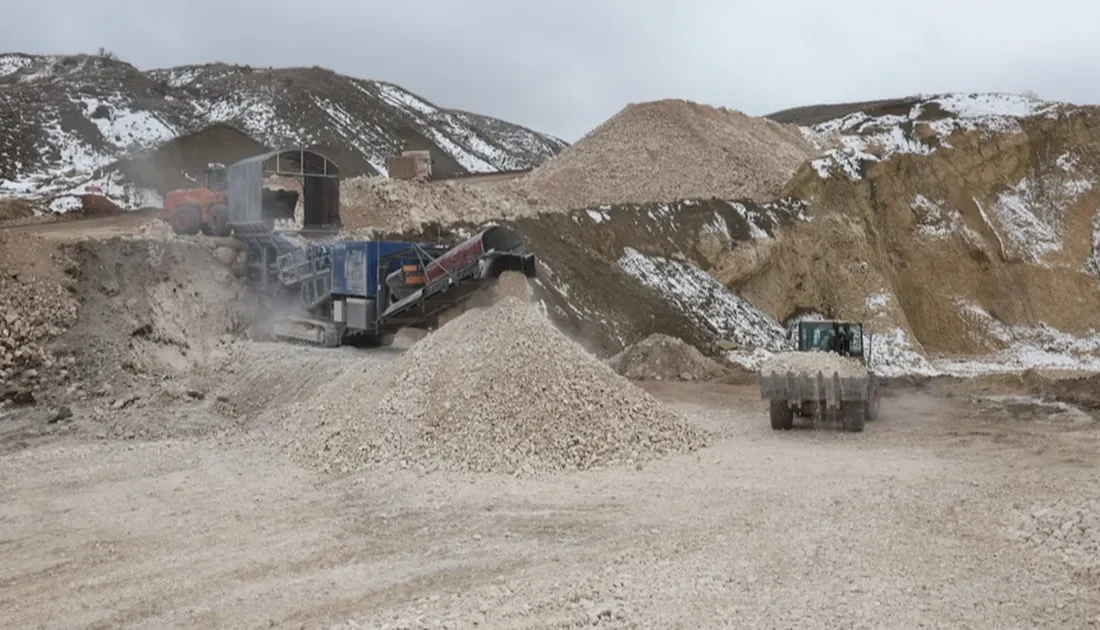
[770,400,794,431]
[842,401,867,433]
[208,204,231,237]
[171,204,202,235]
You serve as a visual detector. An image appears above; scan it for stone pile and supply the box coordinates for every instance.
[0,233,79,395]
[610,333,728,381]
[758,350,867,378]
[285,297,710,475]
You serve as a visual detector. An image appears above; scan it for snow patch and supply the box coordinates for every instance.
[424,128,498,173]
[865,292,891,312]
[77,97,177,149]
[805,93,1063,181]
[1056,152,1080,173]
[911,194,966,239]
[309,94,391,175]
[585,208,610,224]
[868,329,938,377]
[195,95,301,149]
[375,83,439,116]
[987,180,1063,264]
[48,196,83,213]
[618,247,789,362]
[1085,210,1100,280]
[0,54,31,77]
[932,93,1055,120]
[936,300,1100,374]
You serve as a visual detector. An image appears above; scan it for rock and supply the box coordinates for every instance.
[1,387,35,406]
[111,395,137,410]
[588,603,614,622]
[213,247,238,266]
[46,406,73,424]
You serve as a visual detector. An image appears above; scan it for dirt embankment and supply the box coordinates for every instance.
[0,198,35,221]
[725,108,1100,356]
[370,197,807,361]
[1,234,256,405]
[59,238,255,389]
[0,233,80,398]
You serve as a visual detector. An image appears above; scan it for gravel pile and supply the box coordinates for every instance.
[340,175,543,233]
[1010,500,1100,570]
[610,333,728,381]
[525,99,813,209]
[0,233,79,395]
[758,351,867,378]
[289,297,709,475]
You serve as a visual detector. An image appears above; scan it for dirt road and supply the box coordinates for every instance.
[0,211,155,239]
[2,371,1098,629]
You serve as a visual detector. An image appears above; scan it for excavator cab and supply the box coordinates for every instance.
[203,164,228,192]
[796,320,866,362]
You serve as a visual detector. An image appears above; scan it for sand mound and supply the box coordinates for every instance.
[611,334,728,381]
[759,351,867,378]
[287,297,709,475]
[526,99,813,209]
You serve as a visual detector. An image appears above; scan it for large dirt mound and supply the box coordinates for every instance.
[610,334,729,381]
[281,297,709,475]
[525,99,813,209]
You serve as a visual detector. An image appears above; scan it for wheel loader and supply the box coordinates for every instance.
[154,163,297,237]
[759,320,881,433]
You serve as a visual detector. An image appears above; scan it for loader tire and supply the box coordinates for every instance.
[171,204,202,235]
[208,204,231,237]
[770,400,794,431]
[842,401,866,433]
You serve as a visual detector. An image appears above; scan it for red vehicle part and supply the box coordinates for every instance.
[423,225,533,284]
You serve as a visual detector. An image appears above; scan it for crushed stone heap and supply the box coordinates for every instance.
[294,297,710,475]
[525,98,813,209]
[340,175,538,232]
[611,333,728,381]
[0,233,79,391]
[759,351,868,378]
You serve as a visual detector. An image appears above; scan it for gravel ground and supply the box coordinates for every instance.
[2,365,1099,629]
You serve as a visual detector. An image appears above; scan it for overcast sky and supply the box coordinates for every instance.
[4,0,1099,141]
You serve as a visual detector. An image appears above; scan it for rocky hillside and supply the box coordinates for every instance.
[0,53,567,206]
[367,92,1100,377]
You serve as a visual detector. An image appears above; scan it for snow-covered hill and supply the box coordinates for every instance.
[795,92,1069,180]
[0,53,568,204]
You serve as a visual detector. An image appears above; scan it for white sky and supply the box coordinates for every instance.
[3,0,1098,141]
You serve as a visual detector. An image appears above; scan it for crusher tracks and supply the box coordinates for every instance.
[270,317,342,348]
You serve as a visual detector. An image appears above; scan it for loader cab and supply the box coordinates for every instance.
[203,164,228,192]
[796,320,865,360]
